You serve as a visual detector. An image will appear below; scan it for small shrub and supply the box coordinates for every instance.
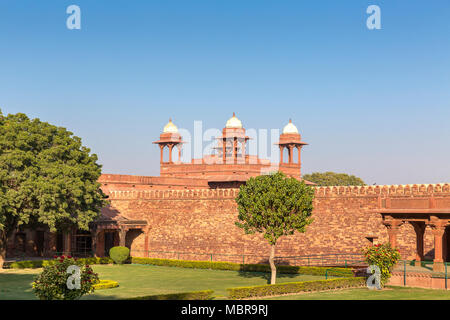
[126,290,214,300]
[93,280,119,290]
[362,243,401,287]
[32,255,99,300]
[109,246,130,264]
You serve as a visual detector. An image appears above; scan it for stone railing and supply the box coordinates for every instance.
[314,184,450,197]
[107,183,450,200]
[107,188,240,200]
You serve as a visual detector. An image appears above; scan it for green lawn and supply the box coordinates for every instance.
[0,264,325,300]
[265,286,450,300]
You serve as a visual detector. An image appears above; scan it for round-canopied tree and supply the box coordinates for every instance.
[235,171,315,284]
[0,111,108,266]
[302,171,365,186]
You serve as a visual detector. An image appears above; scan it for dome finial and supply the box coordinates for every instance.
[283,119,298,134]
[226,113,242,128]
[163,118,178,133]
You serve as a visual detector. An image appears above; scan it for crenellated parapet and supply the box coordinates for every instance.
[107,183,450,201]
[314,184,450,198]
[107,188,241,200]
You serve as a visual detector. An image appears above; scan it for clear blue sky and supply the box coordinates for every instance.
[1,0,449,185]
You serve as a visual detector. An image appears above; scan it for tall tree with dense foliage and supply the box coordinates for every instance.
[0,111,108,266]
[302,171,366,186]
[235,172,315,284]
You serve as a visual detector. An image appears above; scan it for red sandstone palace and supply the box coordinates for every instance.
[5,114,450,271]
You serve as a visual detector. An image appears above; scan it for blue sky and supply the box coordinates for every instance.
[0,0,449,185]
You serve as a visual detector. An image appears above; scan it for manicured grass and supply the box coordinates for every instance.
[0,264,326,300]
[265,286,450,300]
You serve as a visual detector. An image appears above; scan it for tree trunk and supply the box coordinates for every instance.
[269,244,277,284]
[0,230,7,268]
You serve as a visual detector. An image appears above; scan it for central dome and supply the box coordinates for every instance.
[225,112,243,129]
[283,119,299,134]
[163,118,178,133]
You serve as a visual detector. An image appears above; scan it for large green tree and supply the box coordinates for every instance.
[235,172,315,284]
[0,111,108,266]
[302,171,366,186]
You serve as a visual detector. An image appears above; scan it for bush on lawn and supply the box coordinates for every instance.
[93,280,119,290]
[32,255,99,300]
[4,257,113,269]
[131,257,353,277]
[362,243,401,287]
[126,290,214,300]
[109,246,130,264]
[227,277,366,299]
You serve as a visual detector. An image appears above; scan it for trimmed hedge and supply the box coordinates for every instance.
[4,257,113,269]
[93,280,119,290]
[126,290,214,300]
[109,246,130,264]
[227,277,366,299]
[131,257,353,277]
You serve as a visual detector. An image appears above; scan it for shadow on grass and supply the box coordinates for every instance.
[236,270,299,284]
[0,273,37,300]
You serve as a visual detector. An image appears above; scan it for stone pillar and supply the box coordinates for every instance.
[95,230,104,257]
[383,219,403,248]
[288,145,293,164]
[160,145,164,163]
[119,228,127,247]
[144,227,150,258]
[63,231,72,256]
[410,221,426,267]
[430,219,446,272]
[233,138,237,163]
[178,145,182,162]
[279,145,284,164]
[297,146,301,167]
[168,144,173,163]
[222,139,226,163]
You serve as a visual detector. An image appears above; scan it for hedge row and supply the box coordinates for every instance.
[227,277,366,299]
[4,257,113,269]
[93,280,119,290]
[126,290,214,300]
[131,257,353,277]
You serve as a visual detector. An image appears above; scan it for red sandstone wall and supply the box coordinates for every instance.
[105,184,450,263]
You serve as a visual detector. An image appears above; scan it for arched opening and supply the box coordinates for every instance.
[292,147,299,164]
[283,148,289,164]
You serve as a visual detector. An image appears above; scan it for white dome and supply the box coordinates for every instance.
[283,119,299,134]
[225,112,242,129]
[163,119,178,133]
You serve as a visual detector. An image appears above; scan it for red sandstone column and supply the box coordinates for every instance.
[119,228,127,247]
[279,145,284,164]
[288,145,293,164]
[383,219,402,248]
[410,221,425,267]
[168,144,173,163]
[297,146,301,167]
[63,231,72,255]
[96,231,105,257]
[430,220,446,272]
[178,145,181,162]
[222,139,226,163]
[160,145,164,163]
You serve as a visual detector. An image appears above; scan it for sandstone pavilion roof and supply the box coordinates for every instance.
[163,118,178,133]
[225,112,243,129]
[282,119,299,134]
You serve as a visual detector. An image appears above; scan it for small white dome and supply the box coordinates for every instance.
[163,118,178,133]
[283,119,299,134]
[225,112,242,129]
